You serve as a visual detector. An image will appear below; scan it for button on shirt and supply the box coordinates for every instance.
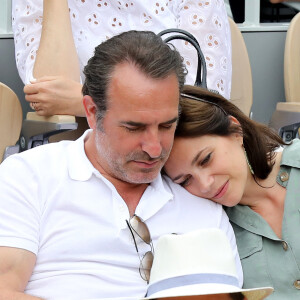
[0,130,242,300]
[226,139,300,300]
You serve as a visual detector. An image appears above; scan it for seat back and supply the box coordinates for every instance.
[229,17,253,117]
[0,82,23,162]
[284,12,300,103]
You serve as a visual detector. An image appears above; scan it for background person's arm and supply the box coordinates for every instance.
[0,247,41,300]
[33,0,80,81]
[12,0,84,116]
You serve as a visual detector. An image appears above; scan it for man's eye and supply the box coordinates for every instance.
[200,153,211,166]
[160,124,173,130]
[125,127,140,132]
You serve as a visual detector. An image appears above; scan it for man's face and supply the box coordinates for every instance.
[94,62,179,184]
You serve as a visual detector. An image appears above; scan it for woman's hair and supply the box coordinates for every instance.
[177,85,287,180]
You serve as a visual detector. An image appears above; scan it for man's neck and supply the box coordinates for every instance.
[84,131,150,215]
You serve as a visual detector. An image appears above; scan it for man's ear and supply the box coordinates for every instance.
[83,95,97,129]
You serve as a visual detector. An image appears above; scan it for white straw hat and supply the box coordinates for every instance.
[142,229,273,300]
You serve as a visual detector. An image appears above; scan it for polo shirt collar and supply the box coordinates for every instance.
[67,129,95,181]
[280,139,300,169]
[66,130,174,221]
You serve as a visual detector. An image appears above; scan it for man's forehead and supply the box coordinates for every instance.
[106,62,180,111]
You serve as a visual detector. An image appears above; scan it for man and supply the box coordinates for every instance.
[0,31,242,299]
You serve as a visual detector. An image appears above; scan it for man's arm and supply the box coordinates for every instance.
[0,247,41,300]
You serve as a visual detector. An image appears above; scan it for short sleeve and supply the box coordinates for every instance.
[0,154,41,254]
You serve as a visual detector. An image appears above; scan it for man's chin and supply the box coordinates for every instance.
[125,170,161,184]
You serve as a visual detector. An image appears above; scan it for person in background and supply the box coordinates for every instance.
[0,31,242,300]
[12,0,232,116]
[163,85,300,299]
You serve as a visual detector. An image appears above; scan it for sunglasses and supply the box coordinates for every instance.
[126,215,154,283]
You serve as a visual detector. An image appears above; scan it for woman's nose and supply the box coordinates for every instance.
[195,172,214,194]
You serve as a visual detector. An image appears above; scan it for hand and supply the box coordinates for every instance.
[24,76,85,117]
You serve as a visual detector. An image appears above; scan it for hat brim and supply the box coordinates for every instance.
[142,283,274,300]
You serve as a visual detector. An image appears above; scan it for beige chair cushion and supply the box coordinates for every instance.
[276,102,300,112]
[0,83,22,162]
[229,17,253,117]
[284,12,300,103]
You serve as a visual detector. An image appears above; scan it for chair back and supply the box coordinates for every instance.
[229,17,253,117]
[284,12,300,103]
[0,82,23,162]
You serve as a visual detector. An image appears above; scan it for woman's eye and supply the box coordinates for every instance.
[179,176,191,187]
[201,153,211,166]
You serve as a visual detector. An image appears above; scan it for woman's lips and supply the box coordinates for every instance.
[213,180,229,199]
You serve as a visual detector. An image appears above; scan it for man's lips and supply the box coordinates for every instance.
[212,180,229,199]
[133,160,160,168]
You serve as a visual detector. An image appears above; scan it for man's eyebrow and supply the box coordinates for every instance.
[162,117,178,125]
[120,117,178,127]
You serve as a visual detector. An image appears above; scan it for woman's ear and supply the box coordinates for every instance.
[229,115,241,126]
[229,116,243,145]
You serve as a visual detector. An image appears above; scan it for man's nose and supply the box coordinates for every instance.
[141,129,162,159]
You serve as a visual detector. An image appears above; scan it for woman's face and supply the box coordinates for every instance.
[164,134,249,207]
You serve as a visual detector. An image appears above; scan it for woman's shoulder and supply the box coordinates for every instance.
[281,139,300,168]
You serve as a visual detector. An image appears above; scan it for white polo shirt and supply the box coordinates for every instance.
[0,130,242,300]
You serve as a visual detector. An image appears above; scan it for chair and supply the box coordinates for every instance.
[229,17,253,117]
[269,12,300,137]
[0,82,82,161]
[0,82,23,162]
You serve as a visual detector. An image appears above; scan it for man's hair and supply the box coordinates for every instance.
[82,30,186,122]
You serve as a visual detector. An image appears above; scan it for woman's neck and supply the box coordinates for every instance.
[240,151,286,238]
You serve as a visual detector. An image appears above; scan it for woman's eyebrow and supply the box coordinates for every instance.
[191,150,204,166]
[172,173,184,181]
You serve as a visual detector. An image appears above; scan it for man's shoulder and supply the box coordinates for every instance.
[1,140,73,172]
[162,175,221,209]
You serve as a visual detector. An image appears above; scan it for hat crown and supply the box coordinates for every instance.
[149,229,237,285]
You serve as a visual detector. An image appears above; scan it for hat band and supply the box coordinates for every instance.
[146,273,239,297]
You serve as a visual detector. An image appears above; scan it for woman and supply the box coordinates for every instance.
[164,85,300,299]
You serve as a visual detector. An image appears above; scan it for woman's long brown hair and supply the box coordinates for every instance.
[176,85,287,180]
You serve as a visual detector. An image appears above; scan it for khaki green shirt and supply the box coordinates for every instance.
[226,139,300,299]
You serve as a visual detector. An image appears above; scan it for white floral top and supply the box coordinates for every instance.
[12,0,232,99]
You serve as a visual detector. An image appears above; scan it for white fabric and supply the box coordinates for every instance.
[12,0,232,99]
[0,130,242,300]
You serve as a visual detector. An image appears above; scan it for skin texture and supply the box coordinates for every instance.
[164,133,247,207]
[84,61,179,215]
